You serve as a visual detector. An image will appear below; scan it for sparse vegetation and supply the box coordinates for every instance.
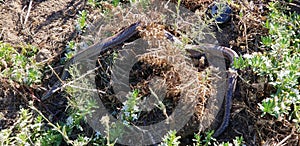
[0,0,299,145]
[0,42,42,86]
[234,1,300,121]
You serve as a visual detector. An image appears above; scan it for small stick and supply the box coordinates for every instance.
[24,0,33,26]
[276,134,292,146]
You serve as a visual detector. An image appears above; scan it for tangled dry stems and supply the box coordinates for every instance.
[73,0,227,136]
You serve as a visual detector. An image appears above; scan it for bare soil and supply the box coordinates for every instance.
[0,0,299,145]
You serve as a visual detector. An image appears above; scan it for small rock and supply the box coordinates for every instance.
[36,48,52,62]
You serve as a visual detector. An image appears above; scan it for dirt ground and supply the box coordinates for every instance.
[0,0,299,145]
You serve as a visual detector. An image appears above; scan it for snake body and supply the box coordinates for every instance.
[42,22,238,137]
[203,46,238,137]
[42,22,141,100]
[164,30,238,137]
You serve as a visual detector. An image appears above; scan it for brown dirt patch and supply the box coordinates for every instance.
[0,0,83,129]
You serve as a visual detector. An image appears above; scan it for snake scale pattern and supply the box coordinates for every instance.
[42,22,238,137]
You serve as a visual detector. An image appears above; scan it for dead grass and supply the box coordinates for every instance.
[0,0,299,145]
[92,6,221,137]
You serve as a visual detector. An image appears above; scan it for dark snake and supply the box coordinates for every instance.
[42,22,238,137]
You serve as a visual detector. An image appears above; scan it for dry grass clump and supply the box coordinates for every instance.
[98,21,222,136]
[83,0,224,137]
[140,29,225,137]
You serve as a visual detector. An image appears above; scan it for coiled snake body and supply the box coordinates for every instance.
[42,22,238,137]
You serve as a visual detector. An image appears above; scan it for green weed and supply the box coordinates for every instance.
[120,89,140,124]
[61,41,76,64]
[159,130,181,146]
[0,104,54,145]
[233,1,300,121]
[197,130,216,146]
[76,10,88,33]
[0,42,42,86]
[193,132,244,146]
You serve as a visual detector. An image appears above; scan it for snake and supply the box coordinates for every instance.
[165,30,238,137]
[42,22,141,100]
[42,22,238,138]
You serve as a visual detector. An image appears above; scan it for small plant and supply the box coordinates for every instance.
[193,132,244,146]
[87,0,101,8]
[111,0,120,7]
[0,42,42,86]
[65,41,76,59]
[193,132,214,146]
[0,105,47,145]
[232,136,244,146]
[76,10,88,33]
[120,89,140,124]
[100,116,122,145]
[159,130,181,146]
[61,41,76,64]
[31,64,106,145]
[233,1,300,121]
[0,64,108,145]
[192,133,202,146]
[31,104,92,145]
[200,130,215,146]
[218,136,244,146]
